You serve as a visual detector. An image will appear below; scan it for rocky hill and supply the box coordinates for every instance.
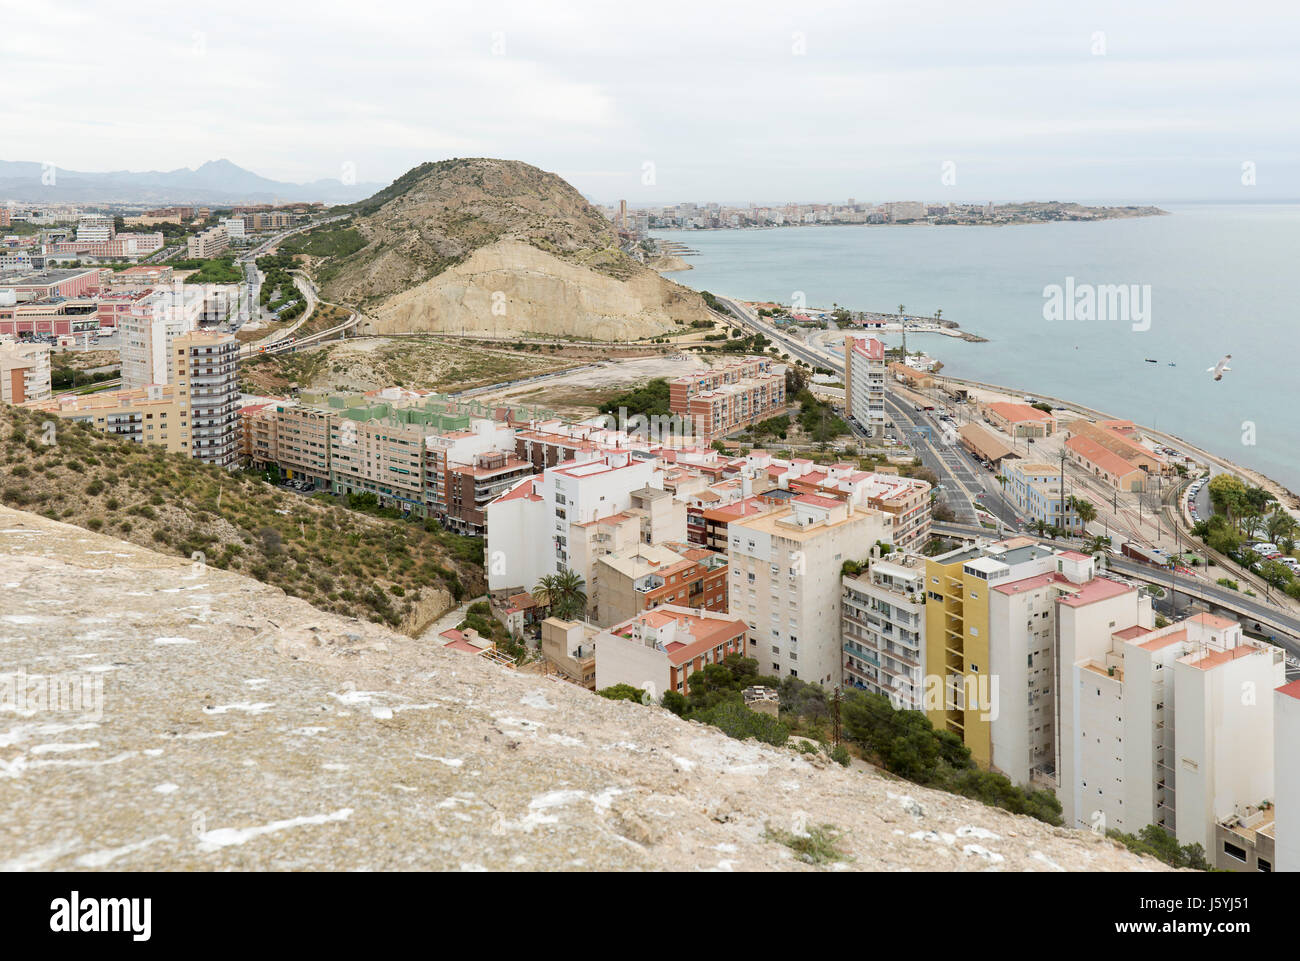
[310,158,713,340]
[0,404,481,637]
[0,504,1170,872]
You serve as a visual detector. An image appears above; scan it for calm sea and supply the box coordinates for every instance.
[654,204,1300,491]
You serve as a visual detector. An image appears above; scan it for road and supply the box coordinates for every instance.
[933,521,1300,660]
[716,294,992,525]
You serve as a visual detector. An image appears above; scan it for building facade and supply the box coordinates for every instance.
[0,340,52,404]
[841,552,927,708]
[727,495,890,687]
[844,334,886,436]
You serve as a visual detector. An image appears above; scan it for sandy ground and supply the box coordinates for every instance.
[471,354,708,415]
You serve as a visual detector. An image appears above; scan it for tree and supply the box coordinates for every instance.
[695,700,789,746]
[1208,526,1243,557]
[597,683,646,703]
[532,568,587,620]
[934,308,942,321]
[661,690,688,716]
[1266,507,1296,546]
[1242,514,1263,540]
[1208,474,1248,527]
[784,364,808,397]
[1069,496,1098,529]
[1084,534,1112,556]
[1261,559,1293,588]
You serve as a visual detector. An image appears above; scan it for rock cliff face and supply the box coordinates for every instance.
[0,506,1168,872]
[361,240,707,341]
[320,158,712,340]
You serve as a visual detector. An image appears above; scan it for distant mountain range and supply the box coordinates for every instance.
[0,159,388,206]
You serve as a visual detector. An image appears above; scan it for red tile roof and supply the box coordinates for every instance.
[1065,434,1142,478]
[1057,576,1134,607]
[1139,628,1187,652]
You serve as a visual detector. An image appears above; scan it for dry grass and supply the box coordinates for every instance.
[0,404,485,635]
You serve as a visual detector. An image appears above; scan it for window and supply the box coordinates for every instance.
[1222,841,1248,863]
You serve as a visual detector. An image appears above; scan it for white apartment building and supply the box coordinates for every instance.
[594,605,748,699]
[728,494,890,686]
[1274,680,1300,871]
[484,450,667,599]
[220,217,246,242]
[187,224,229,259]
[76,214,114,244]
[843,335,886,437]
[989,550,1147,787]
[841,552,927,708]
[0,340,52,404]
[119,287,205,389]
[1060,611,1284,852]
[761,457,931,550]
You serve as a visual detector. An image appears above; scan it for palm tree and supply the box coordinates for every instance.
[1032,519,1049,538]
[897,304,906,318]
[934,308,942,321]
[1084,534,1112,556]
[1266,507,1296,545]
[1242,514,1264,541]
[1069,495,1097,533]
[533,569,587,621]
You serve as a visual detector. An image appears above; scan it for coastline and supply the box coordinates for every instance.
[704,287,1294,507]
[649,207,1168,232]
[942,373,1299,508]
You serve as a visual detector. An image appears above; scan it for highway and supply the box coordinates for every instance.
[716,294,992,524]
[932,521,1300,661]
[233,216,360,357]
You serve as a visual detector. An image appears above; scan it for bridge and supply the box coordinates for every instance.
[931,521,1300,662]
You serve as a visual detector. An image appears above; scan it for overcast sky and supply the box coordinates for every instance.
[4,0,1299,203]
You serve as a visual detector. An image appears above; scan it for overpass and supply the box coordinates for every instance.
[931,521,1300,658]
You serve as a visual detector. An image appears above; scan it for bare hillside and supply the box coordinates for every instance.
[309,158,713,339]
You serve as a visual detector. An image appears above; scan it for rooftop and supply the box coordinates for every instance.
[1065,433,1141,478]
[1056,576,1134,607]
[986,402,1055,423]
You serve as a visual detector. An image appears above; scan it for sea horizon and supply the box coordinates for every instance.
[654,202,1300,492]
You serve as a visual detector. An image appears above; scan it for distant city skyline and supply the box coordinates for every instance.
[4,0,1299,203]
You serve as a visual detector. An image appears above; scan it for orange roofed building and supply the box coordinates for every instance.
[594,605,748,698]
[668,357,786,442]
[983,401,1058,438]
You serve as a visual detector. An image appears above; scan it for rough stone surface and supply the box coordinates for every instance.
[0,507,1170,871]
[363,240,703,341]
